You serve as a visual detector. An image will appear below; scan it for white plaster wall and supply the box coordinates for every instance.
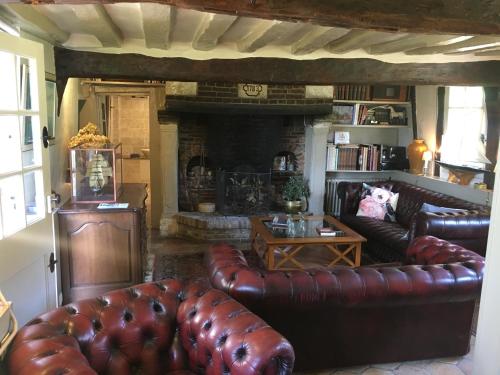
[474,168,500,374]
[49,78,78,203]
[415,86,439,152]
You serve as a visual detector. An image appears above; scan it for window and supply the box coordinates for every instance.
[441,86,489,169]
[0,50,45,239]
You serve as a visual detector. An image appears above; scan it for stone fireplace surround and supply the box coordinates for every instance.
[159,82,332,238]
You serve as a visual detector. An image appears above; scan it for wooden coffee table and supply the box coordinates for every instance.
[250,215,366,270]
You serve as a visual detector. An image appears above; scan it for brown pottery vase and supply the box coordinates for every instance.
[407,139,428,174]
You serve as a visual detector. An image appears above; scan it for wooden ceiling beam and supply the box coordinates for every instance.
[366,34,459,55]
[291,26,349,55]
[3,4,69,43]
[140,3,175,49]
[192,12,237,51]
[325,29,407,54]
[12,0,500,36]
[70,4,122,47]
[406,36,500,55]
[237,20,290,53]
[54,47,500,93]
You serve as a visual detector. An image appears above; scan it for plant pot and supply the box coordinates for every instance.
[284,200,302,214]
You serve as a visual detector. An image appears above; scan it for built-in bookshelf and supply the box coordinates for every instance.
[324,85,414,173]
[330,101,411,128]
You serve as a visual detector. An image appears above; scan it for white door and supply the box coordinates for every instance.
[0,32,57,326]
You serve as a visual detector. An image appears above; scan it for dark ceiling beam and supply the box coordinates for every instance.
[55,47,500,84]
[54,47,500,110]
[13,0,500,36]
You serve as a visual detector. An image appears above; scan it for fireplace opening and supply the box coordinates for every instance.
[178,113,305,214]
[183,155,215,211]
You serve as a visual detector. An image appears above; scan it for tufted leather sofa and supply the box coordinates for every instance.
[6,279,294,375]
[337,180,490,261]
[206,236,484,371]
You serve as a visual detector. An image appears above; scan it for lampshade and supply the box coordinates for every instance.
[422,150,433,161]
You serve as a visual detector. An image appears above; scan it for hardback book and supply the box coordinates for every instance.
[316,226,345,237]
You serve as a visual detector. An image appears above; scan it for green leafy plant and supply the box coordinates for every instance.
[282,176,310,201]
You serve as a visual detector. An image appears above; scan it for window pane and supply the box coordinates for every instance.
[0,116,22,174]
[464,87,484,107]
[24,170,44,224]
[448,87,467,107]
[21,116,41,168]
[0,175,26,236]
[0,51,18,111]
[17,57,38,111]
[444,86,488,169]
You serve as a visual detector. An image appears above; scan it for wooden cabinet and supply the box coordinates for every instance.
[58,183,147,303]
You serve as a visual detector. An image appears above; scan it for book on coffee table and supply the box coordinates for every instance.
[316,226,345,237]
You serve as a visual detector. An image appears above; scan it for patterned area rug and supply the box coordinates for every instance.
[153,252,207,281]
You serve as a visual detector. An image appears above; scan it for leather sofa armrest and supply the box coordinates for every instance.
[336,181,364,216]
[178,285,295,374]
[407,211,490,253]
[7,327,96,375]
[7,279,185,375]
[406,235,485,265]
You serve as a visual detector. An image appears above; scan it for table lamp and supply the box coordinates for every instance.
[422,150,433,176]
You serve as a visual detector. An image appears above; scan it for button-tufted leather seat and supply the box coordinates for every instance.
[337,180,490,261]
[6,279,294,375]
[206,236,484,371]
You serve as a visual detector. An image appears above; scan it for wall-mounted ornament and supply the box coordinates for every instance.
[238,83,268,99]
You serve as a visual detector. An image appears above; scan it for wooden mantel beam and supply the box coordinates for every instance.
[12,0,500,36]
[54,47,500,109]
[54,47,500,86]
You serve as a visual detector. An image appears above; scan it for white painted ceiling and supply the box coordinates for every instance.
[2,3,500,63]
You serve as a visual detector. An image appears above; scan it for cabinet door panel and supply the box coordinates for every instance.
[68,221,132,285]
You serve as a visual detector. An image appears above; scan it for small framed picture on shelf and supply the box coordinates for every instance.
[331,104,355,124]
[334,131,350,144]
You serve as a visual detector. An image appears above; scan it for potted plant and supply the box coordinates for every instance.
[282,176,310,213]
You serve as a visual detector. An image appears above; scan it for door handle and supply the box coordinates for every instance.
[42,126,49,148]
[47,191,62,214]
[50,191,61,204]
[48,252,57,273]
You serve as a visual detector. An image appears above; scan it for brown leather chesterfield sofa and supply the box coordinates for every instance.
[6,279,294,375]
[206,236,484,371]
[337,180,490,261]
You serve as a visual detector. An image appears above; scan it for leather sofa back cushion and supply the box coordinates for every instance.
[393,182,482,228]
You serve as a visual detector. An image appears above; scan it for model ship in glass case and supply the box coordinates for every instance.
[69,143,123,203]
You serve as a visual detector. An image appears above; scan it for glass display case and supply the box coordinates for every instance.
[70,143,123,203]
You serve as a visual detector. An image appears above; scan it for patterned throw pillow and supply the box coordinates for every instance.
[356,183,399,222]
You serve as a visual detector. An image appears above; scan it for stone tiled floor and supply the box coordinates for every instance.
[149,233,476,375]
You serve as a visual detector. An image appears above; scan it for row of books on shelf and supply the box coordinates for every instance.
[326,143,381,171]
[333,85,371,101]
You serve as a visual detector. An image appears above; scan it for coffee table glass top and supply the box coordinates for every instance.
[263,217,345,239]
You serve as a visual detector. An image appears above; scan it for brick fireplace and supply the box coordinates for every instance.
[158,81,333,237]
[178,113,305,213]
